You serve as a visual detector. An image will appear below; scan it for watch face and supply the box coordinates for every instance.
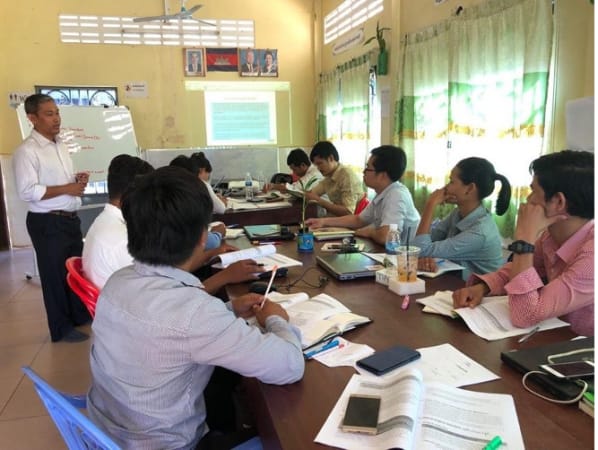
[509,240,534,254]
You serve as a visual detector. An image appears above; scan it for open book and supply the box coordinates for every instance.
[315,369,524,450]
[416,291,568,341]
[267,291,371,348]
[211,244,302,271]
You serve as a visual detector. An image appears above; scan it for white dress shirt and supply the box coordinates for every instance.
[203,180,226,214]
[286,164,323,191]
[82,204,131,288]
[12,129,81,212]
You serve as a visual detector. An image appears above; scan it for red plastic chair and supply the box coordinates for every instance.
[354,193,370,214]
[65,256,100,318]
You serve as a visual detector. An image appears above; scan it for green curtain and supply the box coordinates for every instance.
[394,0,553,238]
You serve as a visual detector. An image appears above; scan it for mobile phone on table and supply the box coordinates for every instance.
[540,361,594,379]
[356,345,421,376]
[341,394,380,435]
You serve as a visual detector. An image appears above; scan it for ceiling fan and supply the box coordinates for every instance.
[133,0,215,25]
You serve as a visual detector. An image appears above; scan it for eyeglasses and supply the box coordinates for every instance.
[363,168,376,173]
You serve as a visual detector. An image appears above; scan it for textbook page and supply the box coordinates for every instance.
[364,254,463,277]
[417,291,569,340]
[315,369,525,450]
[284,293,371,348]
[212,245,302,271]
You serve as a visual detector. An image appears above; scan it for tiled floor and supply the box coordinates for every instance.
[0,247,93,450]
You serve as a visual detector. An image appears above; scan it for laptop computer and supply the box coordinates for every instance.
[501,337,594,399]
[316,252,384,281]
[243,224,295,242]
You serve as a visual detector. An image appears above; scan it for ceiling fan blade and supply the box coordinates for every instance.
[185,4,203,14]
[133,13,177,23]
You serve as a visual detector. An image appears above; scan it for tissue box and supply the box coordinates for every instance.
[388,277,426,295]
[375,268,396,286]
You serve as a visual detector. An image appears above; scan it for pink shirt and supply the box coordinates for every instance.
[470,220,594,336]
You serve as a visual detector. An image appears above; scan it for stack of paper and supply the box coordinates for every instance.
[211,244,302,271]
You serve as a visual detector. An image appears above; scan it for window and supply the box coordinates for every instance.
[59,15,254,47]
[324,0,383,44]
[36,86,118,107]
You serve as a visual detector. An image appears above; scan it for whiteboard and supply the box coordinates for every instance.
[16,104,139,182]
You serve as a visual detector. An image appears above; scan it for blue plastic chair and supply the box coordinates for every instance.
[21,367,120,450]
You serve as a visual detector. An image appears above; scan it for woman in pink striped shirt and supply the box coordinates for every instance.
[453,150,594,336]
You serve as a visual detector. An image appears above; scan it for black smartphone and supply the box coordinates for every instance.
[257,267,289,279]
[341,394,380,435]
[356,345,421,376]
[540,361,594,379]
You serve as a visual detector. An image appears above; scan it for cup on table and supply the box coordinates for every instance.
[397,246,420,282]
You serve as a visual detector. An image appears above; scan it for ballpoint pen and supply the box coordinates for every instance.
[518,326,540,343]
[259,265,278,309]
[304,339,340,359]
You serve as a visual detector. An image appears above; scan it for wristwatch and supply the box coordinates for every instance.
[507,240,535,254]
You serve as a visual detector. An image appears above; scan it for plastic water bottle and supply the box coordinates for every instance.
[384,224,400,267]
[245,172,253,201]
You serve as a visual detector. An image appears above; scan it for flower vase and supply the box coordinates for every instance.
[377,50,388,75]
[297,229,314,253]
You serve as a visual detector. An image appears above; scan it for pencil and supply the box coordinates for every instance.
[259,265,278,309]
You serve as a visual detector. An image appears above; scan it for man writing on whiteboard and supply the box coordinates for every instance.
[13,94,91,343]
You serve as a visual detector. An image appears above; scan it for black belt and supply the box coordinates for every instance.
[47,210,78,218]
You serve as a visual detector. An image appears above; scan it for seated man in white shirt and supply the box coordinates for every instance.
[265,148,323,193]
[306,145,420,245]
[83,155,262,290]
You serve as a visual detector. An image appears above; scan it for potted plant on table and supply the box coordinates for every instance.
[363,21,391,75]
[296,177,319,252]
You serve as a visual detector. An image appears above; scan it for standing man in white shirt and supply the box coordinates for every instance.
[13,94,91,342]
[82,154,154,288]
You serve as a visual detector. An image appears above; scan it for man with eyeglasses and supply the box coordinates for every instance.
[306,145,420,245]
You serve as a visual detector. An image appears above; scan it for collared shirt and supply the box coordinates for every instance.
[286,165,323,192]
[471,220,594,336]
[412,205,504,278]
[311,164,364,215]
[203,180,226,214]
[82,204,222,289]
[88,262,304,450]
[82,204,131,288]
[12,129,81,212]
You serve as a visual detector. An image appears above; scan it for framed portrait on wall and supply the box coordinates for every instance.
[184,48,205,77]
[238,48,259,77]
[259,49,278,77]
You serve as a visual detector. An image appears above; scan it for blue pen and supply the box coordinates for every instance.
[304,339,340,359]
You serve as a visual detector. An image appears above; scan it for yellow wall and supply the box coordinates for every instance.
[0,0,316,153]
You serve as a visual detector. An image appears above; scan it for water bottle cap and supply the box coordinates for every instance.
[389,224,398,231]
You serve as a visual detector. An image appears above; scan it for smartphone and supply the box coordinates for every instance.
[540,361,594,379]
[356,345,421,376]
[340,394,381,435]
[257,267,289,279]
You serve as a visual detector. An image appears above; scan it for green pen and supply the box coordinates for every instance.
[483,436,502,450]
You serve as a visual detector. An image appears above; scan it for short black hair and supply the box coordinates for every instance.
[530,150,594,219]
[121,166,213,266]
[169,155,200,177]
[107,154,154,201]
[190,152,213,173]
[24,94,54,115]
[310,141,339,162]
[370,145,407,182]
[287,148,310,167]
[456,157,512,216]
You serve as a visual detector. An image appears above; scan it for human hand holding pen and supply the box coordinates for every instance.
[452,283,488,308]
[253,301,289,327]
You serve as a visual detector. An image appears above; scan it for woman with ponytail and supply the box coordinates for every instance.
[412,157,511,278]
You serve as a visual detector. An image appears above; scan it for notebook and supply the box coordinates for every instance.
[501,337,594,399]
[243,224,295,241]
[316,252,384,281]
[313,227,355,241]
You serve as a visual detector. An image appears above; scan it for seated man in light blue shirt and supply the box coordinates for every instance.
[87,166,305,450]
[306,145,420,245]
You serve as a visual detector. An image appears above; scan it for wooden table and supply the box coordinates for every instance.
[213,201,317,226]
[226,236,594,450]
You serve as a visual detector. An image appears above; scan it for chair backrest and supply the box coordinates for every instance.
[65,256,100,318]
[354,193,370,215]
[21,366,120,450]
[270,173,293,184]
